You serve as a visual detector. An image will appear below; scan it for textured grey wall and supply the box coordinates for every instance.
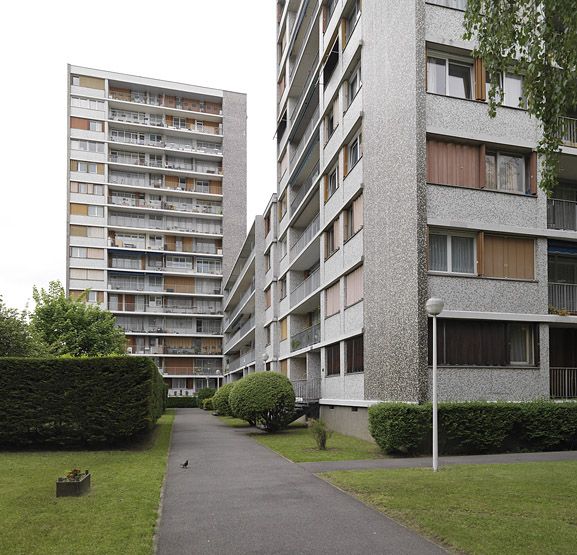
[222,91,247,282]
[320,405,374,442]
[363,0,428,402]
[253,216,267,371]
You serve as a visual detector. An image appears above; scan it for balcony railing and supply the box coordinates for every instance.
[550,367,577,399]
[109,173,223,195]
[228,350,256,373]
[108,90,222,115]
[549,282,577,314]
[224,282,256,328]
[122,324,221,335]
[110,303,222,315]
[108,216,223,235]
[290,162,320,215]
[291,377,321,401]
[161,367,222,377]
[290,323,320,352]
[165,347,222,355]
[108,197,222,215]
[167,389,196,397]
[290,105,320,166]
[108,281,219,295]
[225,317,256,349]
[109,134,223,156]
[290,268,320,307]
[290,213,320,260]
[109,111,223,134]
[290,53,319,123]
[547,198,577,231]
[561,116,577,148]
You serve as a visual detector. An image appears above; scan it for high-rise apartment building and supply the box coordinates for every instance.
[223,0,577,440]
[66,65,246,394]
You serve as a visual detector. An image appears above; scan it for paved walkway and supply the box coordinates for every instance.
[299,449,577,474]
[156,409,446,555]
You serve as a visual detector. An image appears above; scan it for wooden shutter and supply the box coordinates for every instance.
[426,138,481,188]
[70,203,88,216]
[70,225,87,236]
[529,151,538,195]
[340,18,347,47]
[474,58,486,101]
[280,318,288,340]
[70,117,90,130]
[479,144,486,188]
[324,175,329,201]
[78,76,105,90]
[484,234,534,279]
[476,231,485,276]
[345,266,363,306]
[280,359,288,376]
[343,145,349,176]
[353,194,363,232]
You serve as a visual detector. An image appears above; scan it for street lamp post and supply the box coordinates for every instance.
[426,297,444,472]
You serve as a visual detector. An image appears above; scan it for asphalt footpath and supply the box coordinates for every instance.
[156,409,446,555]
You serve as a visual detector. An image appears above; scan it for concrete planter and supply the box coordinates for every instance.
[56,473,91,497]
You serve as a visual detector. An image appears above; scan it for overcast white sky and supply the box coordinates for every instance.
[0,0,277,310]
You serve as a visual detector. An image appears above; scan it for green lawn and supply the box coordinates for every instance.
[324,461,577,555]
[218,415,253,428]
[0,411,174,555]
[251,426,384,462]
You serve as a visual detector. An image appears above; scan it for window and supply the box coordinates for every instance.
[323,37,340,87]
[345,266,363,306]
[69,268,104,281]
[325,282,340,317]
[427,0,467,9]
[279,277,287,299]
[427,54,473,99]
[265,325,271,346]
[69,225,104,238]
[89,120,103,132]
[278,191,287,220]
[280,237,287,259]
[429,232,476,274]
[429,319,537,367]
[173,116,186,129]
[348,134,362,171]
[483,234,534,279]
[264,287,272,308]
[346,335,363,373]
[280,318,288,341]
[70,247,86,258]
[486,72,526,108]
[325,218,340,259]
[325,343,341,376]
[71,97,105,111]
[348,63,362,105]
[264,212,271,236]
[87,205,104,217]
[264,252,271,272]
[345,0,361,43]
[278,149,288,179]
[70,182,104,195]
[325,98,338,141]
[325,165,339,200]
[71,139,104,153]
[485,152,526,193]
[344,195,363,241]
[71,75,80,86]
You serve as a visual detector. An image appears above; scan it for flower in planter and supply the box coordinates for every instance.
[62,468,89,482]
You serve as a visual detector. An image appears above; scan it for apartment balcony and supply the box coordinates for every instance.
[290,162,320,216]
[109,153,223,176]
[549,283,577,314]
[227,350,256,373]
[108,89,222,115]
[290,105,320,169]
[167,388,196,397]
[108,239,220,257]
[108,111,223,135]
[290,323,320,352]
[290,268,320,308]
[109,173,223,196]
[110,303,222,316]
[291,377,321,401]
[225,317,256,352]
[547,198,577,231]
[108,197,223,216]
[550,367,577,399]
[290,213,320,260]
[165,347,222,356]
[161,367,222,377]
[108,215,223,236]
[123,325,222,336]
[224,281,256,329]
[108,280,221,295]
[109,133,223,156]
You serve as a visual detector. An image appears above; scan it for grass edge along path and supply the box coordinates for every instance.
[323,461,577,555]
[0,410,175,555]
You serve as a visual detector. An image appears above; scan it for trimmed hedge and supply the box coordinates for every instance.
[202,397,214,411]
[229,372,295,432]
[212,382,236,416]
[369,401,577,456]
[167,396,198,408]
[0,357,166,448]
[197,387,216,403]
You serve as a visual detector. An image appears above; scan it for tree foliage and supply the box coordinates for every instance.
[464,0,577,194]
[30,281,126,357]
[0,296,44,357]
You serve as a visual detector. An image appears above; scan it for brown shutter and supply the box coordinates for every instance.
[479,144,486,188]
[78,76,105,90]
[529,151,538,195]
[343,145,349,176]
[70,117,90,130]
[474,58,486,101]
[70,203,88,216]
[96,163,104,175]
[340,18,347,47]
[70,225,87,236]
[324,175,329,201]
[426,138,480,188]
[476,231,485,276]
[484,235,534,279]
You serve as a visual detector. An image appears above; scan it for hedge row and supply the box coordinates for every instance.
[0,357,166,448]
[368,401,577,456]
[167,396,198,408]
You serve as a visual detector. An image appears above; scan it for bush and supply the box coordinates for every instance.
[309,419,332,450]
[167,396,198,408]
[369,401,577,456]
[229,372,295,432]
[197,387,216,403]
[202,397,214,411]
[212,382,236,416]
[0,357,165,448]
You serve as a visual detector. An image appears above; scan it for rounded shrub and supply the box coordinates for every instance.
[197,387,217,403]
[229,372,295,432]
[212,382,236,416]
[202,397,214,411]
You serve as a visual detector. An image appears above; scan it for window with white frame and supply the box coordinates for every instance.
[348,63,362,106]
[71,97,105,111]
[70,182,103,195]
[89,120,103,132]
[345,0,361,43]
[427,53,473,99]
[71,139,104,153]
[485,152,526,193]
[348,133,362,169]
[327,165,339,199]
[87,205,104,217]
[509,323,535,365]
[429,231,476,274]
[486,71,526,109]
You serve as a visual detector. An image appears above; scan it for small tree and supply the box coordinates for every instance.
[197,387,217,404]
[212,382,236,416]
[309,419,333,450]
[30,281,126,357]
[229,372,295,432]
[0,296,44,357]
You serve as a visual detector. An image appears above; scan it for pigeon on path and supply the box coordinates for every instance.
[180,460,189,469]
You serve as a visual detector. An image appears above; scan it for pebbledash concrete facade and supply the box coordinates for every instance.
[223,0,577,440]
[66,66,246,396]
